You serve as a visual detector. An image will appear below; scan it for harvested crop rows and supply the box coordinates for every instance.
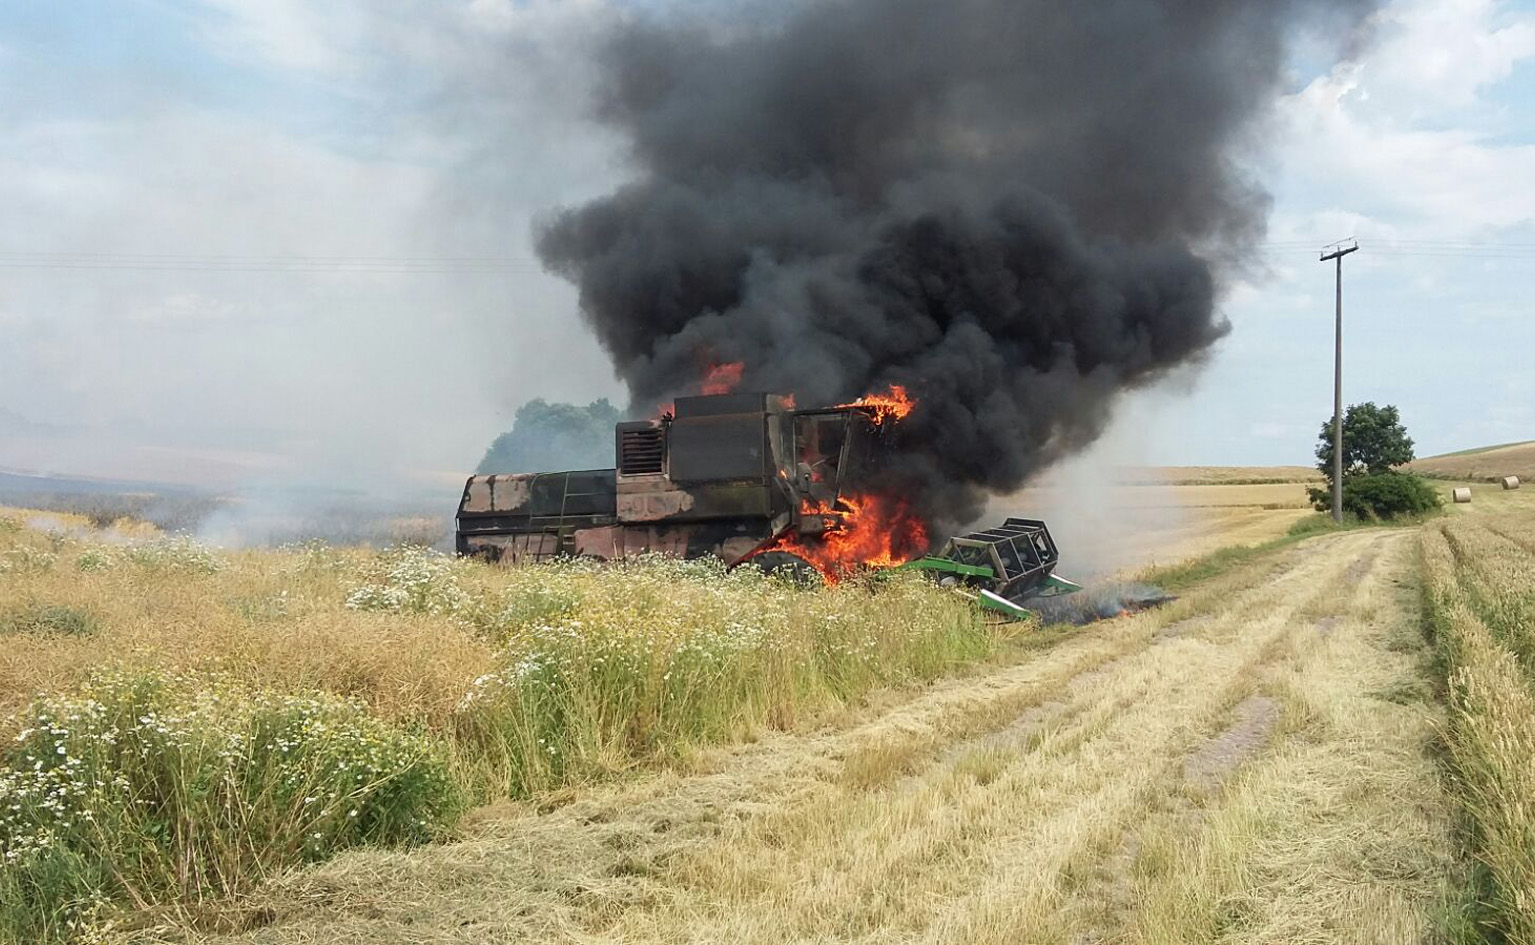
[206,528,1457,944]
[1422,507,1535,941]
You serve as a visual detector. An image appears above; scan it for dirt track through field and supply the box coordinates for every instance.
[206,529,1456,945]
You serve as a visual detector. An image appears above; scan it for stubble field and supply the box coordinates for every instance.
[0,472,1532,943]
[1409,441,1535,483]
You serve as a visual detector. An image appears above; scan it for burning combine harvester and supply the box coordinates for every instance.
[455,390,1080,619]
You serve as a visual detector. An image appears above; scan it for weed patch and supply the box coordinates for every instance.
[0,671,459,943]
[344,545,472,618]
[122,536,223,575]
[0,604,98,638]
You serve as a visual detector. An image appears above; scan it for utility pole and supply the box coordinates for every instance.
[1320,239,1359,524]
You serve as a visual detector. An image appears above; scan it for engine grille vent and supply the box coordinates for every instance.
[619,427,665,476]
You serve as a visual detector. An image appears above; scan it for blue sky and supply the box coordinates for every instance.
[0,0,1532,490]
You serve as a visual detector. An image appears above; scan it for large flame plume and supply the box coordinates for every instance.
[773,492,931,583]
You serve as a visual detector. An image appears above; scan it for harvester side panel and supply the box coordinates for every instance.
[668,414,770,483]
[456,468,620,562]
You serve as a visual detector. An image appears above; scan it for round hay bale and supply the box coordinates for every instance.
[1502,476,1521,490]
[1452,487,1473,504]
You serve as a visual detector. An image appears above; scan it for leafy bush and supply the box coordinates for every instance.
[1308,471,1440,520]
[1314,401,1416,477]
[0,672,459,942]
[0,604,98,638]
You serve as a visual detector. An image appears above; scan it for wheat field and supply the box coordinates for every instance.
[1410,440,1535,482]
[2,477,1531,942]
[1422,492,1535,942]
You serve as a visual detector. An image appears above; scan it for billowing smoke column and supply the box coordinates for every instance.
[537,0,1373,534]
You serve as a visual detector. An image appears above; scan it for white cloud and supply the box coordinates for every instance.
[1358,0,1535,114]
[1249,422,1304,440]
[0,3,630,484]
[187,0,618,85]
[189,0,365,77]
[1275,0,1535,239]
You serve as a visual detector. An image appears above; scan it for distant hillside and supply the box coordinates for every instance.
[1113,465,1323,486]
[1408,441,1535,482]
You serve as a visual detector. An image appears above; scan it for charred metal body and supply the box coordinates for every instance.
[456,393,878,567]
[456,391,1075,609]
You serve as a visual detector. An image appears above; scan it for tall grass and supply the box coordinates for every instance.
[0,514,1004,938]
[1422,514,1535,943]
[449,556,992,797]
[0,671,458,942]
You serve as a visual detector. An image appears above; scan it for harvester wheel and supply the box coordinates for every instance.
[748,551,824,586]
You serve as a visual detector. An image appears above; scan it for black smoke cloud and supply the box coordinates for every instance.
[535,0,1374,532]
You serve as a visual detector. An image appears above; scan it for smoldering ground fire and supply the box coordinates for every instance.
[535,0,1376,540]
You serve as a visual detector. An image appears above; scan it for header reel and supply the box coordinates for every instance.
[899,517,1082,620]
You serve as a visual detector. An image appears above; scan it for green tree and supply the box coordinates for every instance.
[1315,402,1416,480]
[477,399,622,474]
[1328,471,1441,520]
[1308,402,1439,519]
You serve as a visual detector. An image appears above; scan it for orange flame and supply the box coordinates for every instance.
[746,383,925,579]
[841,384,915,426]
[757,492,929,583]
[701,361,745,396]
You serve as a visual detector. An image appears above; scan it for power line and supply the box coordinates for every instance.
[0,251,526,261]
[1259,242,1535,259]
[0,263,533,272]
[0,251,546,274]
[0,241,1532,274]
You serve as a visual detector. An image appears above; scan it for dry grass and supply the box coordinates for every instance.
[192,527,1458,944]
[1130,538,1457,944]
[1410,440,1535,482]
[1099,482,1312,510]
[1422,509,1535,942]
[0,507,1002,940]
[0,491,1468,943]
[0,522,495,728]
